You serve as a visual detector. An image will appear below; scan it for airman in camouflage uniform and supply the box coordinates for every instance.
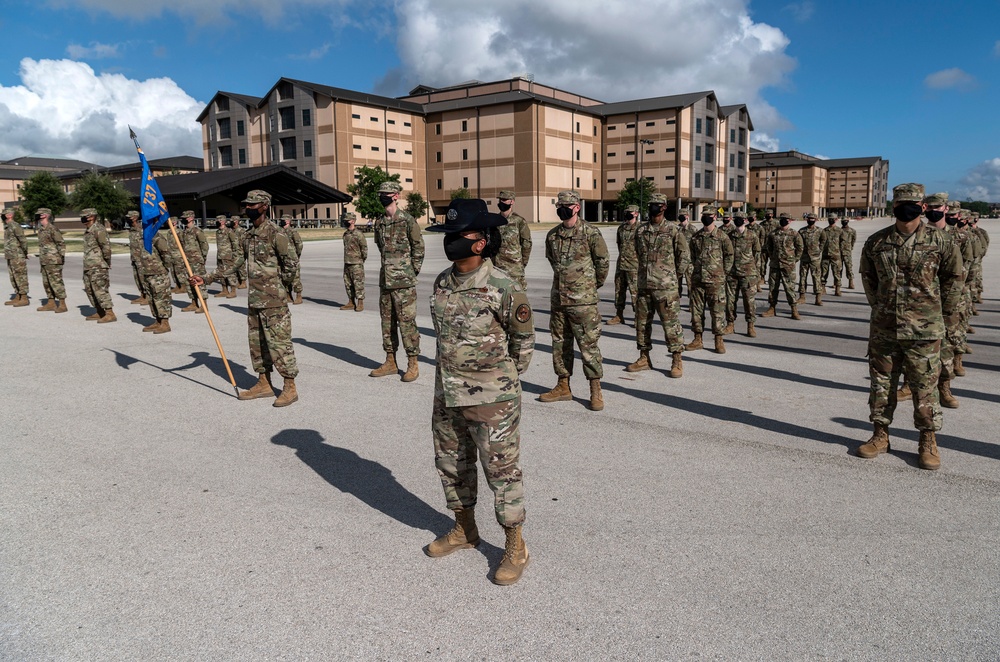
[167,220,187,294]
[341,211,367,311]
[194,190,300,407]
[686,209,733,354]
[234,218,248,289]
[425,198,535,586]
[798,213,823,305]
[139,225,175,334]
[676,210,696,297]
[626,193,689,377]
[213,215,238,299]
[493,190,532,291]
[759,211,780,290]
[3,208,29,306]
[969,214,988,305]
[607,204,639,325]
[949,209,978,341]
[179,211,208,313]
[81,208,115,323]
[34,208,67,313]
[745,213,765,293]
[278,214,304,304]
[371,181,425,382]
[126,211,149,306]
[725,213,761,337]
[761,213,803,319]
[539,191,610,411]
[939,202,975,381]
[964,213,985,317]
[820,215,844,296]
[839,216,857,289]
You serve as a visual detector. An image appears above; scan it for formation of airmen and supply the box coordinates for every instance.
[2,181,991,585]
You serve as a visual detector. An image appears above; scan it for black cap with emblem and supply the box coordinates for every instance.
[428,198,507,233]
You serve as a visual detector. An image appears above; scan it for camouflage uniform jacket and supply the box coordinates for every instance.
[83,223,111,271]
[766,227,804,268]
[682,223,698,243]
[840,226,857,255]
[375,209,424,290]
[216,227,234,264]
[799,225,823,260]
[282,226,303,258]
[494,212,532,275]
[4,220,28,260]
[720,223,738,243]
[544,220,610,306]
[138,229,172,276]
[616,221,640,272]
[820,225,842,258]
[343,228,368,265]
[730,229,761,278]
[37,225,65,266]
[973,226,989,252]
[430,261,535,408]
[128,226,145,270]
[226,227,243,260]
[181,226,208,265]
[947,226,976,280]
[689,227,734,285]
[860,223,962,341]
[211,220,298,309]
[968,230,985,262]
[760,218,780,238]
[746,222,764,246]
[635,221,690,292]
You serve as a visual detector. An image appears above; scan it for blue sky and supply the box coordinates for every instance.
[0,0,997,199]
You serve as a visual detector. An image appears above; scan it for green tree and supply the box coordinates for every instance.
[69,172,133,223]
[450,187,471,200]
[616,179,657,218]
[961,200,990,215]
[404,191,429,220]
[19,171,68,217]
[346,165,400,221]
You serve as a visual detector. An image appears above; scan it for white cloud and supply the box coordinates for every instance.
[50,0,354,25]
[955,158,1000,201]
[0,58,203,166]
[66,41,122,59]
[750,132,780,152]
[782,1,815,22]
[290,42,332,60]
[924,67,977,92]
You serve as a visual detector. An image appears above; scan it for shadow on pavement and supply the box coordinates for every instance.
[831,416,999,461]
[293,337,381,370]
[103,348,237,397]
[219,303,249,315]
[126,311,155,327]
[685,356,869,394]
[303,296,344,308]
[170,351,257,389]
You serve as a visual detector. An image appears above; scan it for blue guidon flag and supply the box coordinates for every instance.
[129,127,170,252]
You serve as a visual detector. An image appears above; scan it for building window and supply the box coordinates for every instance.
[576,177,580,187]
[730,128,736,142]
[216,97,229,112]
[665,147,675,153]
[626,123,635,129]
[738,152,745,169]
[706,118,715,138]
[626,150,635,156]
[705,144,714,164]
[462,148,468,160]
[219,145,232,166]
[729,153,735,168]
[404,150,412,155]
[576,149,580,161]
[437,179,442,189]
[608,152,616,157]
[279,107,295,131]
[277,81,293,100]
[608,125,617,131]
[461,120,467,132]
[608,178,616,183]
[387,118,396,125]
[626,177,635,182]
[217,117,231,140]
[352,113,361,119]
[705,171,714,189]
[576,121,580,133]
[270,144,275,161]
[237,120,245,137]
[353,144,361,150]
[269,113,275,132]
[737,175,745,193]
[593,126,597,136]
[238,148,246,165]
[405,177,412,183]
[593,179,597,188]
[593,154,597,163]
[729,178,735,192]
[370,116,378,122]
[436,151,441,162]
[211,152,217,168]
[646,121,656,127]
[645,149,654,155]
[371,146,379,152]
[665,175,675,180]
[666,119,676,125]
[280,137,296,160]
[388,148,396,153]
[436,124,441,135]
[303,140,312,157]
[210,125,216,141]
[695,173,701,188]
[738,128,746,146]
[463,176,468,188]
[695,146,701,161]
[302,109,311,127]
[404,121,411,127]
[696,118,702,134]
[305,170,313,178]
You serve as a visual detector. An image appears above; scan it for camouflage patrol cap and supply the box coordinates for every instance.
[778,212,792,220]
[971,211,980,218]
[649,193,668,204]
[37,207,52,216]
[181,210,196,219]
[2,208,14,215]
[498,190,516,200]
[344,211,357,221]
[557,190,581,205]
[624,205,640,213]
[215,215,227,222]
[805,212,818,220]
[828,214,840,220]
[960,209,972,219]
[280,214,293,221]
[81,208,97,217]
[242,189,272,204]
[378,181,402,194]
[734,212,747,219]
[922,192,948,206]
[892,183,924,203]
[126,211,140,219]
[947,200,961,212]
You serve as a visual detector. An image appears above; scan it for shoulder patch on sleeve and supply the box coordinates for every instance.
[510,291,533,332]
[516,303,531,323]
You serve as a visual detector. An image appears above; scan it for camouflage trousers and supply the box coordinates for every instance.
[237,261,248,284]
[343,264,365,302]
[840,252,854,282]
[689,279,726,336]
[380,287,420,356]
[131,262,145,295]
[217,260,239,289]
[970,260,983,301]
[550,303,603,379]
[868,337,942,432]
[144,273,173,320]
[677,266,693,298]
[635,288,685,354]
[799,256,821,297]
[41,264,66,300]
[768,264,798,309]
[432,394,524,527]
[171,259,186,289]
[7,259,28,295]
[186,260,207,304]
[248,305,299,379]
[83,268,112,312]
[726,275,758,323]
[613,268,637,314]
[290,267,303,295]
[821,255,842,291]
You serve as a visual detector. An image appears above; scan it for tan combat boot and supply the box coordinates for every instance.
[669,352,683,378]
[356,299,364,312]
[214,286,229,298]
[36,299,56,312]
[425,508,480,557]
[237,281,247,289]
[835,285,842,296]
[142,319,160,332]
[761,306,776,318]
[273,378,298,407]
[722,321,735,335]
[953,355,966,377]
[226,287,236,298]
[181,302,198,312]
[153,319,171,334]
[401,356,419,382]
[714,334,726,354]
[747,320,757,338]
[967,325,975,335]
[4,295,16,305]
[939,381,959,408]
[588,379,604,411]
[606,312,623,325]
[815,293,823,306]
[369,353,398,378]
[790,306,801,320]
[493,524,529,586]
[340,299,355,311]
[238,372,275,400]
[917,430,940,471]
[848,278,855,289]
[797,291,806,304]
[685,333,704,351]
[293,292,303,305]
[53,300,67,314]
[897,381,912,399]
[539,377,572,403]
[97,310,117,323]
[626,351,651,372]
[85,307,103,321]
[131,296,146,305]
[171,285,185,294]
[11,294,29,307]
[857,423,890,458]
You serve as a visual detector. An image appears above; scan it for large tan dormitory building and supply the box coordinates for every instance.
[749,149,889,219]
[197,77,755,223]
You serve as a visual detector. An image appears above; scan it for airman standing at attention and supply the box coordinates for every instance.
[279,214,304,304]
[759,210,780,291]
[179,211,208,314]
[676,209,695,297]
[969,213,988,305]
[139,222,176,334]
[839,216,857,289]
[798,213,823,305]
[686,209,733,354]
[539,191,609,411]
[425,198,534,586]
[126,211,148,306]
[214,215,238,299]
[724,213,761,337]
[3,208,29,307]
[80,208,115,323]
[607,204,640,325]
[167,220,187,294]
[493,190,532,291]
[234,217,248,289]
[341,211,367,311]
[34,208,67,313]
[820,215,843,296]
[761,213,803,319]
[371,181,424,382]
[857,183,962,471]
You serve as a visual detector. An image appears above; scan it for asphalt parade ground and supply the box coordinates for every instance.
[2,221,998,660]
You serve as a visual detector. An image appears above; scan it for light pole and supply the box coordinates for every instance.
[639,138,654,219]
[765,161,775,216]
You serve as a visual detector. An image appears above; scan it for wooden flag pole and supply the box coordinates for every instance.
[167,218,240,398]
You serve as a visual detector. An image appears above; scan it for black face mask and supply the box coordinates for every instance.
[701,215,714,226]
[828,220,836,226]
[779,218,790,227]
[678,215,687,223]
[443,232,480,261]
[497,201,511,213]
[841,221,849,227]
[80,216,88,223]
[945,216,959,226]
[892,202,922,223]
[624,213,635,222]
[34,214,41,221]
[379,194,395,207]
[245,208,263,222]
[733,218,745,227]
[806,220,816,226]
[648,204,663,218]
[926,210,945,223]
[556,206,574,221]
